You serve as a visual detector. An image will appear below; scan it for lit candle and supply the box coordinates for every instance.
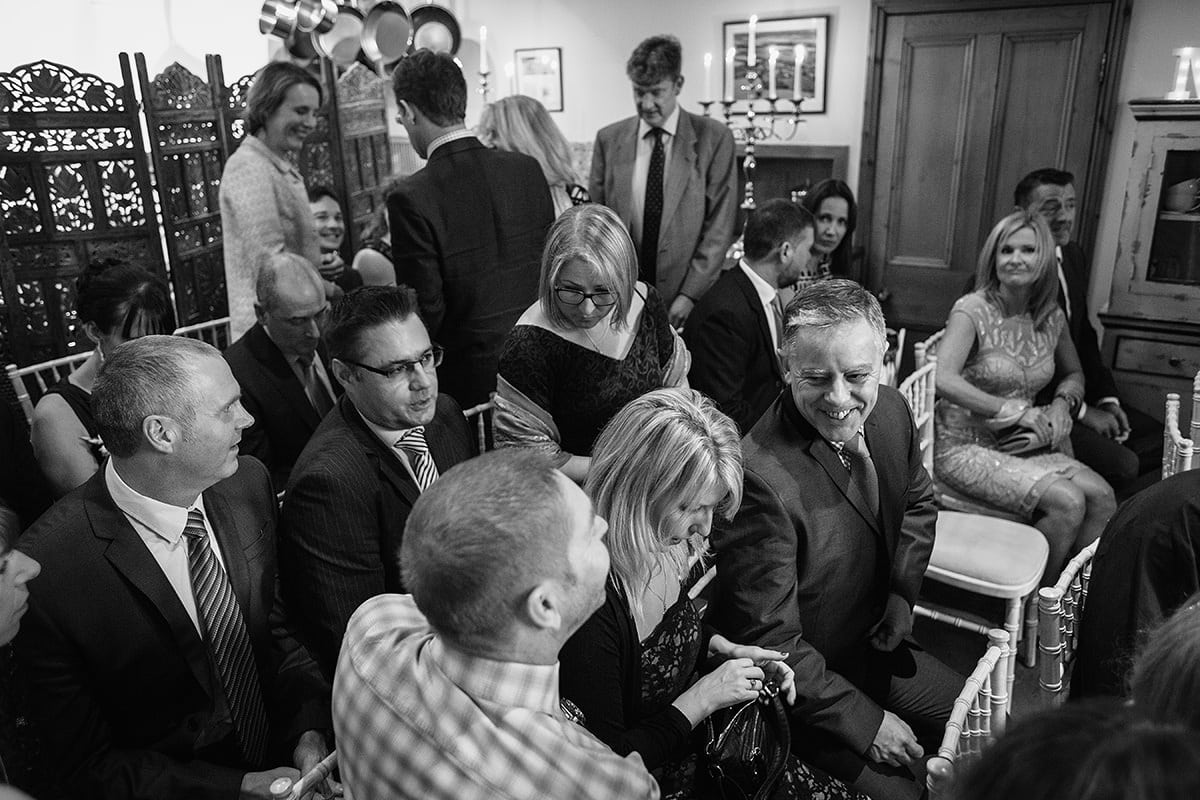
[1168,47,1195,100]
[704,52,713,102]
[505,61,516,95]
[747,15,758,68]
[724,47,735,102]
[768,46,779,98]
[479,26,488,74]
[793,44,805,101]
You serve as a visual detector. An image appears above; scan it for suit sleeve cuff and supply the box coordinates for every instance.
[1097,397,1120,409]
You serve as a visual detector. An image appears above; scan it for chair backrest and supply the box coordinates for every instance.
[173,316,232,350]
[1163,392,1195,480]
[914,328,945,369]
[898,361,937,476]
[6,351,93,425]
[925,629,1010,800]
[881,326,908,388]
[269,750,337,800]
[1037,538,1100,707]
[462,398,495,453]
[1192,370,1200,446]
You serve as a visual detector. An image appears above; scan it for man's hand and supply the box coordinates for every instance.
[240,767,300,800]
[1099,401,1132,441]
[668,295,695,329]
[292,730,342,799]
[1079,405,1121,438]
[1044,400,1074,447]
[869,593,912,652]
[866,711,923,767]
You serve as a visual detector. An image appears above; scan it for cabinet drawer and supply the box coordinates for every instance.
[1113,336,1200,379]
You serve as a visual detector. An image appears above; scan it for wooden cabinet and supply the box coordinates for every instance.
[1101,100,1200,422]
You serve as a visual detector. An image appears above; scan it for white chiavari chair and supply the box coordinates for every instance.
[1037,538,1100,707]
[172,316,232,350]
[462,398,495,453]
[6,351,92,425]
[1163,391,1196,479]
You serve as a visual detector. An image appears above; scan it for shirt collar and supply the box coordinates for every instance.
[738,259,779,307]
[428,635,561,716]
[243,134,303,180]
[427,127,476,157]
[360,412,425,452]
[105,459,205,545]
[637,105,681,140]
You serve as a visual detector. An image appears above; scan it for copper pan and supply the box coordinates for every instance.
[259,0,300,38]
[361,1,412,64]
[312,5,366,67]
[410,4,461,55]
[295,0,337,34]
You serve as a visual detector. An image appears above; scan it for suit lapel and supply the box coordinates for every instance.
[611,119,639,232]
[342,399,422,508]
[423,398,458,472]
[732,268,782,380]
[865,410,900,557]
[88,477,215,699]
[786,397,882,535]
[202,487,253,618]
[662,111,698,233]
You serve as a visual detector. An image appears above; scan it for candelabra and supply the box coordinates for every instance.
[478,69,491,102]
[700,68,804,210]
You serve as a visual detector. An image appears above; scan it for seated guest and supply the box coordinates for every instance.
[333,450,659,799]
[350,198,397,286]
[0,505,41,790]
[495,204,689,483]
[1072,469,1200,699]
[308,185,363,295]
[478,94,590,216]
[800,179,858,288]
[1130,592,1200,730]
[560,389,865,799]
[0,403,52,532]
[17,336,333,799]
[685,199,814,432]
[32,259,176,497]
[712,280,961,800]
[935,210,1115,578]
[279,285,476,678]
[224,252,339,489]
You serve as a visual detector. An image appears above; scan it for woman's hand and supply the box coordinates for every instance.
[318,251,346,280]
[1015,406,1052,443]
[1045,399,1074,446]
[706,634,795,704]
[759,659,797,705]
[671,658,764,727]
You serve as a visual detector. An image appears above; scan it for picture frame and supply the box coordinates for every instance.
[514,47,564,112]
[722,16,829,114]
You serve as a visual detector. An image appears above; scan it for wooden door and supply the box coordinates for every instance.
[865,2,1114,329]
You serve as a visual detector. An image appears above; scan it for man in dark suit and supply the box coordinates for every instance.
[685,199,814,431]
[1016,168,1160,491]
[16,335,333,800]
[278,285,477,679]
[225,253,339,489]
[590,34,737,329]
[711,280,960,800]
[387,49,554,408]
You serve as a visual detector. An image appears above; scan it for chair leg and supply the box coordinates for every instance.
[1022,593,1039,668]
[1003,598,1021,710]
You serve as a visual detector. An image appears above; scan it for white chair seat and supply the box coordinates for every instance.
[928,511,1049,598]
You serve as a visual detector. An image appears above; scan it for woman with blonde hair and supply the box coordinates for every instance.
[478,94,589,216]
[559,388,865,799]
[934,209,1115,578]
[495,204,689,483]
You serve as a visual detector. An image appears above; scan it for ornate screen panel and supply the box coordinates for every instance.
[335,63,394,253]
[0,59,164,367]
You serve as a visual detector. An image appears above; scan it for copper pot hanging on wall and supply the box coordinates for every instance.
[259,0,301,38]
[313,5,367,67]
[360,1,413,64]
[296,0,338,34]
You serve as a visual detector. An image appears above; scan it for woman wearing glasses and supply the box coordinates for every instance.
[495,204,690,482]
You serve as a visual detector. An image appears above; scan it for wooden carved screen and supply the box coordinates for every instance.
[334,63,393,253]
[134,54,229,326]
[0,59,164,367]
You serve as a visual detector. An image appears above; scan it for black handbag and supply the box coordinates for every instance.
[702,686,791,800]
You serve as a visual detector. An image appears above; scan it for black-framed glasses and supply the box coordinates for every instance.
[554,286,618,308]
[342,346,443,380]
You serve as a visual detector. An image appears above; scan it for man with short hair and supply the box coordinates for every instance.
[333,450,659,799]
[1015,168,1159,491]
[17,335,333,800]
[225,252,339,488]
[712,280,960,800]
[685,199,814,431]
[278,285,476,679]
[590,34,737,328]
[388,49,554,407]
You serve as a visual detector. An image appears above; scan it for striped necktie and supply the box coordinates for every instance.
[182,508,269,766]
[395,426,439,492]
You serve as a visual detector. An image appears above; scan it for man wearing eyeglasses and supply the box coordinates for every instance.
[225,253,341,490]
[278,285,478,679]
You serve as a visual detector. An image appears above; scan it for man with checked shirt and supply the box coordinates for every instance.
[332,450,658,799]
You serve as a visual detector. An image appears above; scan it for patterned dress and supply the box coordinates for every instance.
[934,292,1084,517]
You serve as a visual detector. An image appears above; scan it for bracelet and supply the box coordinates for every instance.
[993,399,1029,424]
[1053,390,1082,417]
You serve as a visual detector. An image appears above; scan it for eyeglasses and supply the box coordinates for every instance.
[554,286,618,308]
[342,346,443,380]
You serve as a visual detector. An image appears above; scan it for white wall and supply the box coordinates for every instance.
[1090,0,1200,317]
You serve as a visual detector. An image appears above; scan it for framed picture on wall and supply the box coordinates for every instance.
[722,15,829,114]
[514,47,564,112]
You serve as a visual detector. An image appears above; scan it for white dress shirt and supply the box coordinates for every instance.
[629,106,680,247]
[739,259,783,347]
[361,414,424,486]
[105,460,227,636]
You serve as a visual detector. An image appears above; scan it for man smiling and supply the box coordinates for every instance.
[711,280,959,800]
[278,285,477,679]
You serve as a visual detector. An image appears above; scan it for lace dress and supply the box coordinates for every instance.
[645,594,867,800]
[934,292,1084,517]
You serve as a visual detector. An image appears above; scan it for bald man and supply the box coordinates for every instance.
[224,253,341,489]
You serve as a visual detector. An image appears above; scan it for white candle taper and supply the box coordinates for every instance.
[768,46,778,98]
[747,15,758,68]
[704,52,713,102]
[724,47,735,102]
[793,44,805,101]
[479,26,488,74]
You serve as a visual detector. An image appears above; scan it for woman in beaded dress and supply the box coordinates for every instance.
[559,389,866,800]
[934,210,1116,577]
[494,204,689,483]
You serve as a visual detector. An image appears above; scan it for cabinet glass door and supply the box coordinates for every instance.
[1149,148,1200,285]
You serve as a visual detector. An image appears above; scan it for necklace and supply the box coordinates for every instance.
[582,320,612,354]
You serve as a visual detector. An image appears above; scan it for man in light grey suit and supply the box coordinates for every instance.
[589,34,737,328]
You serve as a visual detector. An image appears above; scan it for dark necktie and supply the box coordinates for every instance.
[395,426,439,492]
[640,127,666,286]
[836,433,880,519]
[771,293,787,373]
[182,508,269,766]
[297,355,334,417]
